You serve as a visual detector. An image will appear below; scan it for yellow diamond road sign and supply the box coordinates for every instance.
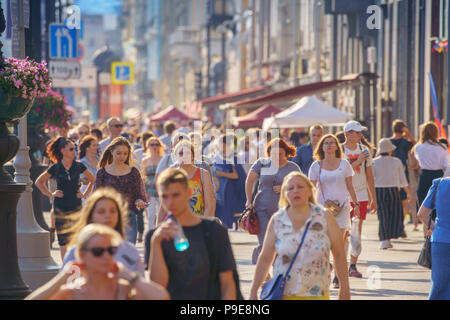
[111,62,134,85]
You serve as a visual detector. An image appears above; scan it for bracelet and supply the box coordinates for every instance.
[353,203,360,207]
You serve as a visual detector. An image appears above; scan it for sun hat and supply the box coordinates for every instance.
[377,138,397,154]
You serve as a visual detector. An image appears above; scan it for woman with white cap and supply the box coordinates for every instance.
[372,138,411,249]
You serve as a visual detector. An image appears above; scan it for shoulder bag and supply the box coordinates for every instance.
[260,220,311,300]
[318,161,345,216]
[238,176,259,235]
[417,178,441,269]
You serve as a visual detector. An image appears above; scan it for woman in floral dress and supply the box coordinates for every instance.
[249,171,350,300]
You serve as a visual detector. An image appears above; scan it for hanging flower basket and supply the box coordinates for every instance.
[27,90,73,129]
[0,57,51,122]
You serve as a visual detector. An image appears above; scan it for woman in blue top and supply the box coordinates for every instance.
[418,177,450,300]
[213,134,247,229]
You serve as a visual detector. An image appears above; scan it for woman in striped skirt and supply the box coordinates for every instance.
[372,139,411,249]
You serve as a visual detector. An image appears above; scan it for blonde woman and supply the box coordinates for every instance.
[308,134,359,289]
[61,187,145,275]
[141,137,165,229]
[95,137,148,244]
[171,140,215,218]
[249,172,350,300]
[26,224,169,300]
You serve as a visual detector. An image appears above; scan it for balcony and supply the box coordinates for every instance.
[168,27,200,62]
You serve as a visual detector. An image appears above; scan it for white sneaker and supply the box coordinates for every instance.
[379,240,389,249]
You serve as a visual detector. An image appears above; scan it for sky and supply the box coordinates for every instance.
[75,0,122,15]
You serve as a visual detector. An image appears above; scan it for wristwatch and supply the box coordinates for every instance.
[353,202,360,207]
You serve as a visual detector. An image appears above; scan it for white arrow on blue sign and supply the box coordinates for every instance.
[49,23,79,60]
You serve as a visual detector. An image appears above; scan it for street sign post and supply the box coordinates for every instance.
[49,23,79,60]
[52,66,97,88]
[49,61,81,79]
[111,62,134,85]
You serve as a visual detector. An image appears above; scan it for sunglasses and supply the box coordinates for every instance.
[82,246,118,257]
[150,143,161,147]
[79,131,89,135]
[112,124,124,128]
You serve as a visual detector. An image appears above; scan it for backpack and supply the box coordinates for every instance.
[201,218,244,300]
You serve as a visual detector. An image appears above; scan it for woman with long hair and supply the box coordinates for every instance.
[26,224,169,300]
[171,140,215,218]
[249,172,350,300]
[414,121,450,208]
[95,137,148,244]
[141,137,165,229]
[61,187,145,275]
[308,134,359,289]
[78,135,99,202]
[36,136,96,259]
[245,137,300,264]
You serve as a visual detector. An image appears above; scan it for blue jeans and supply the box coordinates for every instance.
[137,209,144,234]
[126,211,138,245]
[429,242,450,300]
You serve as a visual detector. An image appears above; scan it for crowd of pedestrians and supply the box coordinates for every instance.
[27,115,450,300]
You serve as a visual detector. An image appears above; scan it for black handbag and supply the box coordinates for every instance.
[417,178,441,269]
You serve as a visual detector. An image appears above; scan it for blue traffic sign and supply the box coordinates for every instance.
[115,66,130,80]
[49,23,79,60]
[111,62,134,84]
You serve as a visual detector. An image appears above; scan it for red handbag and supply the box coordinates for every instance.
[238,206,259,235]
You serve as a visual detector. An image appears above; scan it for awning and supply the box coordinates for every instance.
[198,86,269,107]
[150,105,199,122]
[232,104,282,128]
[262,96,353,129]
[229,74,366,109]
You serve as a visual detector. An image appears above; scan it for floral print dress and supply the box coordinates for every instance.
[272,204,331,297]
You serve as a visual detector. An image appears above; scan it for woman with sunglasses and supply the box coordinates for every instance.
[36,136,96,260]
[170,140,216,218]
[26,224,170,300]
[141,137,165,229]
[78,135,99,204]
[95,137,148,244]
[61,187,145,275]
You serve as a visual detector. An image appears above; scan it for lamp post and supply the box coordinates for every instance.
[13,0,59,291]
[206,0,234,96]
[0,0,30,300]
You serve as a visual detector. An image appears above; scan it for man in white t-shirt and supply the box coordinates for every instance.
[342,121,377,278]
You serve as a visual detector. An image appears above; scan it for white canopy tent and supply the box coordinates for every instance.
[262,96,354,130]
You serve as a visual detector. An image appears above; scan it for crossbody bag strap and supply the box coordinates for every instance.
[284,221,312,278]
[318,161,326,201]
[428,178,442,230]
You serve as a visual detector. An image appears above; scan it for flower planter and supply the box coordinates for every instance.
[0,89,34,123]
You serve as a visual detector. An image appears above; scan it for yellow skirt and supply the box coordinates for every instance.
[282,291,330,300]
